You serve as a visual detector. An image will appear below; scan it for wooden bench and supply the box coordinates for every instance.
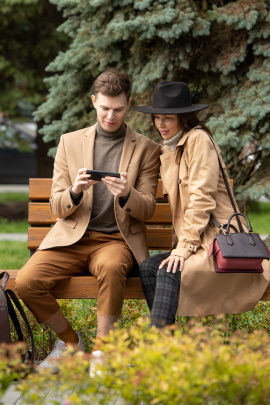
[6,178,270,300]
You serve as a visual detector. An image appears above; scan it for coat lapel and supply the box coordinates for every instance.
[83,124,96,170]
[83,124,96,204]
[118,124,136,172]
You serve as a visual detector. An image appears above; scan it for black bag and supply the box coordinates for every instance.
[209,213,270,273]
[203,131,270,273]
[0,271,35,364]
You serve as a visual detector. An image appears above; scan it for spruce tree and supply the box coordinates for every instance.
[35,0,270,200]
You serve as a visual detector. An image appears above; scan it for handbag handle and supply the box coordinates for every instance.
[201,130,244,233]
[0,271,10,290]
[225,213,253,234]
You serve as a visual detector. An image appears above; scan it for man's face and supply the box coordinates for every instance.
[91,92,131,132]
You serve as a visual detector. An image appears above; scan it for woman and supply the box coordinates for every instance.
[134,81,270,328]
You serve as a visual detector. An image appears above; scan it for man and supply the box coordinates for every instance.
[15,69,160,370]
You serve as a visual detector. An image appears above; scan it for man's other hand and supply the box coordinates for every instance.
[101,172,131,198]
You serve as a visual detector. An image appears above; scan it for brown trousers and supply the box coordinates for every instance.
[15,231,134,324]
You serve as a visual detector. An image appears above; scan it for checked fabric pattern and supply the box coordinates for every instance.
[140,252,181,328]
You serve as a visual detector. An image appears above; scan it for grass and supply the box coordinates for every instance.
[0,191,28,233]
[0,218,28,233]
[247,201,270,234]
[0,192,28,203]
[0,241,29,269]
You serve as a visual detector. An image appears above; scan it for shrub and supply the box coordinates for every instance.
[12,298,149,361]
[12,299,270,364]
[18,318,270,405]
[0,343,31,402]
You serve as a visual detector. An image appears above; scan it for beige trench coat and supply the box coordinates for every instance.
[160,126,270,316]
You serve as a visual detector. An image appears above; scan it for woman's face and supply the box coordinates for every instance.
[153,114,182,140]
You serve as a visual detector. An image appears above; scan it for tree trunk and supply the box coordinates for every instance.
[36,122,54,178]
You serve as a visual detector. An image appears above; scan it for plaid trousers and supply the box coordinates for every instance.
[139,252,181,328]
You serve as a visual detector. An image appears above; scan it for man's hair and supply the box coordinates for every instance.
[93,68,132,100]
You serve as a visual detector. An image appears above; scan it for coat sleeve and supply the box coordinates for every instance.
[49,135,82,219]
[116,143,161,222]
[171,131,219,260]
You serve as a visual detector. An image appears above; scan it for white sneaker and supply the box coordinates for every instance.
[36,332,85,373]
[89,350,105,378]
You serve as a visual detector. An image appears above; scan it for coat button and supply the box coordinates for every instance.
[67,204,71,209]
[177,179,182,184]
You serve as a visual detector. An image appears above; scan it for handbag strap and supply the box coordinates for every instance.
[5,289,35,365]
[201,130,244,233]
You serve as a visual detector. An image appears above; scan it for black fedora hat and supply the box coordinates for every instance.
[133,81,209,114]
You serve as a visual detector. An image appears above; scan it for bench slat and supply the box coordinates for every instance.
[28,203,172,225]
[29,178,52,201]
[28,227,172,251]
[29,178,233,201]
[29,178,167,201]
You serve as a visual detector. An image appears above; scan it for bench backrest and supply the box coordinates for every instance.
[28,178,233,253]
[28,178,172,252]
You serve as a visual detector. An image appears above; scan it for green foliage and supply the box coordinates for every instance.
[225,301,270,334]
[0,343,30,402]
[7,298,97,361]
[12,297,270,361]
[12,298,149,360]
[0,124,32,152]
[0,0,68,120]
[33,0,270,201]
[18,318,270,404]
[177,301,270,336]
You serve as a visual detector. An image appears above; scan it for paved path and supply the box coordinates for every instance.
[0,184,29,193]
[0,234,27,242]
[2,382,128,404]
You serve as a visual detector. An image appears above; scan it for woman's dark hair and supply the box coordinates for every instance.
[178,112,212,136]
[151,112,212,137]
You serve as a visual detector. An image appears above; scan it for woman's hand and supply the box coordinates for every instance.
[71,168,98,194]
[101,172,131,198]
[159,254,185,273]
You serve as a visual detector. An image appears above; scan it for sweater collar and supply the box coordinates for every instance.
[96,121,126,142]
[163,129,184,151]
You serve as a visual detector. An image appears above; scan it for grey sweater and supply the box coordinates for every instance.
[87,122,126,233]
[70,122,126,233]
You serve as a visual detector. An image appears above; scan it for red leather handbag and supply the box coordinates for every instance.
[205,132,270,273]
[209,213,270,273]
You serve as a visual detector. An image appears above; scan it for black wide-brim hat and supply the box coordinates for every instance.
[133,81,209,114]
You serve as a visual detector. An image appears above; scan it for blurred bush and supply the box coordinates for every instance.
[13,299,270,363]
[18,318,270,404]
[0,343,31,402]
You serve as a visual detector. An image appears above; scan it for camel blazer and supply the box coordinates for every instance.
[160,126,270,316]
[39,123,161,265]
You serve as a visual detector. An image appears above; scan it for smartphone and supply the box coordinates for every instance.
[86,169,121,181]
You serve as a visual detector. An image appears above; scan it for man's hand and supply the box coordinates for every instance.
[71,168,98,194]
[159,255,185,273]
[101,172,131,198]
